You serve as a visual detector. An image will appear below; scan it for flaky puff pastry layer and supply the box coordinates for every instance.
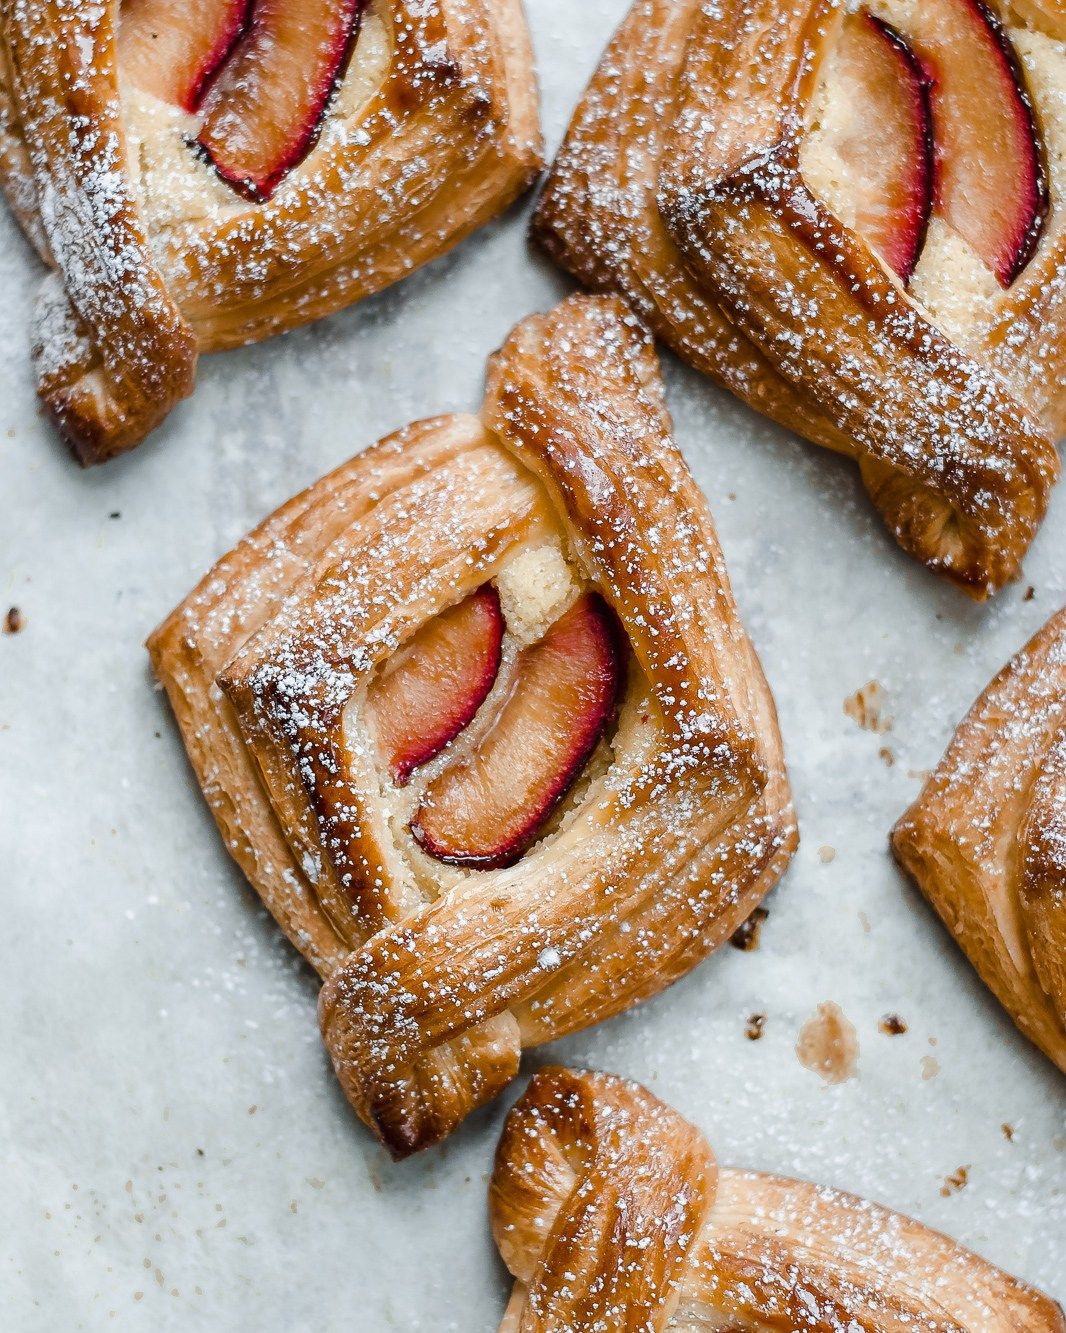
[533,0,1065,599]
[0,0,541,463]
[894,609,1066,1073]
[491,1067,1064,1332]
[148,295,798,1159]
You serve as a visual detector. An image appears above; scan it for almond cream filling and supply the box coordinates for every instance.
[119,0,393,233]
[801,3,1066,347]
[342,538,656,904]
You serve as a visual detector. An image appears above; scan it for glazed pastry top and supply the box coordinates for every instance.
[491,1067,1065,1332]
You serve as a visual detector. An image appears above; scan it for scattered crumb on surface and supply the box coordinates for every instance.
[745,1013,766,1041]
[819,845,836,864]
[941,1165,970,1197]
[921,1055,940,1081]
[1002,1123,1015,1142]
[4,606,23,634]
[844,681,891,733]
[879,746,895,767]
[730,906,768,951]
[1025,586,1036,601]
[879,1014,907,1036]
[796,1002,859,1084]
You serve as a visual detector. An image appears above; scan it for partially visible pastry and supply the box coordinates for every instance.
[0,0,542,462]
[491,1066,1065,1331]
[534,0,1065,597]
[893,608,1066,1072]
[148,295,799,1158]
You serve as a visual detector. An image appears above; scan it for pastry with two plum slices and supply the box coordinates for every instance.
[491,1068,1064,1332]
[147,295,799,1159]
[0,0,542,463]
[894,607,1066,1074]
[534,0,1066,598]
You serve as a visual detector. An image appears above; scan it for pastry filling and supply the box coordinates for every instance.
[369,585,506,788]
[365,546,629,874]
[118,0,389,207]
[804,0,1053,295]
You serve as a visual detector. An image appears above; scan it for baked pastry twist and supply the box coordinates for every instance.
[491,1066,1065,1331]
[0,0,541,463]
[893,608,1066,1073]
[148,294,799,1158]
[534,0,1066,598]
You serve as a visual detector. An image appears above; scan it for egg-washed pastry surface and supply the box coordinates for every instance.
[491,1066,1065,1331]
[148,295,799,1158]
[535,0,1066,599]
[894,606,1066,1073]
[0,0,542,462]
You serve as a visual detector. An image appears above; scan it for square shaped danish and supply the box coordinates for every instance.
[148,295,799,1158]
[0,0,542,462]
[491,1068,1064,1332]
[893,608,1066,1074]
[534,0,1066,598]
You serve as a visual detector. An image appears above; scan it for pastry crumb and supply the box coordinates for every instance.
[796,1002,859,1084]
[879,1013,907,1035]
[921,1055,940,1081]
[879,746,895,767]
[819,845,836,863]
[844,681,891,733]
[4,606,23,634]
[941,1165,970,1197]
[730,906,768,951]
[745,1013,766,1041]
[1002,1122,1015,1142]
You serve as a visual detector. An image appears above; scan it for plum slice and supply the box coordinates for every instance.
[911,0,1048,286]
[411,592,625,870]
[197,0,369,200]
[826,11,934,285]
[369,586,504,788]
[118,0,251,112]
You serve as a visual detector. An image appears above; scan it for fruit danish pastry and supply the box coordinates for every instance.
[147,295,799,1158]
[491,1067,1064,1331]
[894,608,1066,1073]
[0,0,542,463]
[534,0,1066,598]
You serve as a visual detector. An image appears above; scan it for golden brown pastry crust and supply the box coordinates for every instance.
[491,1066,1065,1332]
[1,0,199,463]
[893,608,1066,1073]
[148,294,798,1158]
[533,0,1063,599]
[0,0,542,463]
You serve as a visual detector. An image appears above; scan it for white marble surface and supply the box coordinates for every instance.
[2,3,1064,1328]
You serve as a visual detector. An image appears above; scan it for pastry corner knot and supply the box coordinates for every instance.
[893,606,1066,1070]
[489,1067,715,1332]
[488,1065,1066,1331]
